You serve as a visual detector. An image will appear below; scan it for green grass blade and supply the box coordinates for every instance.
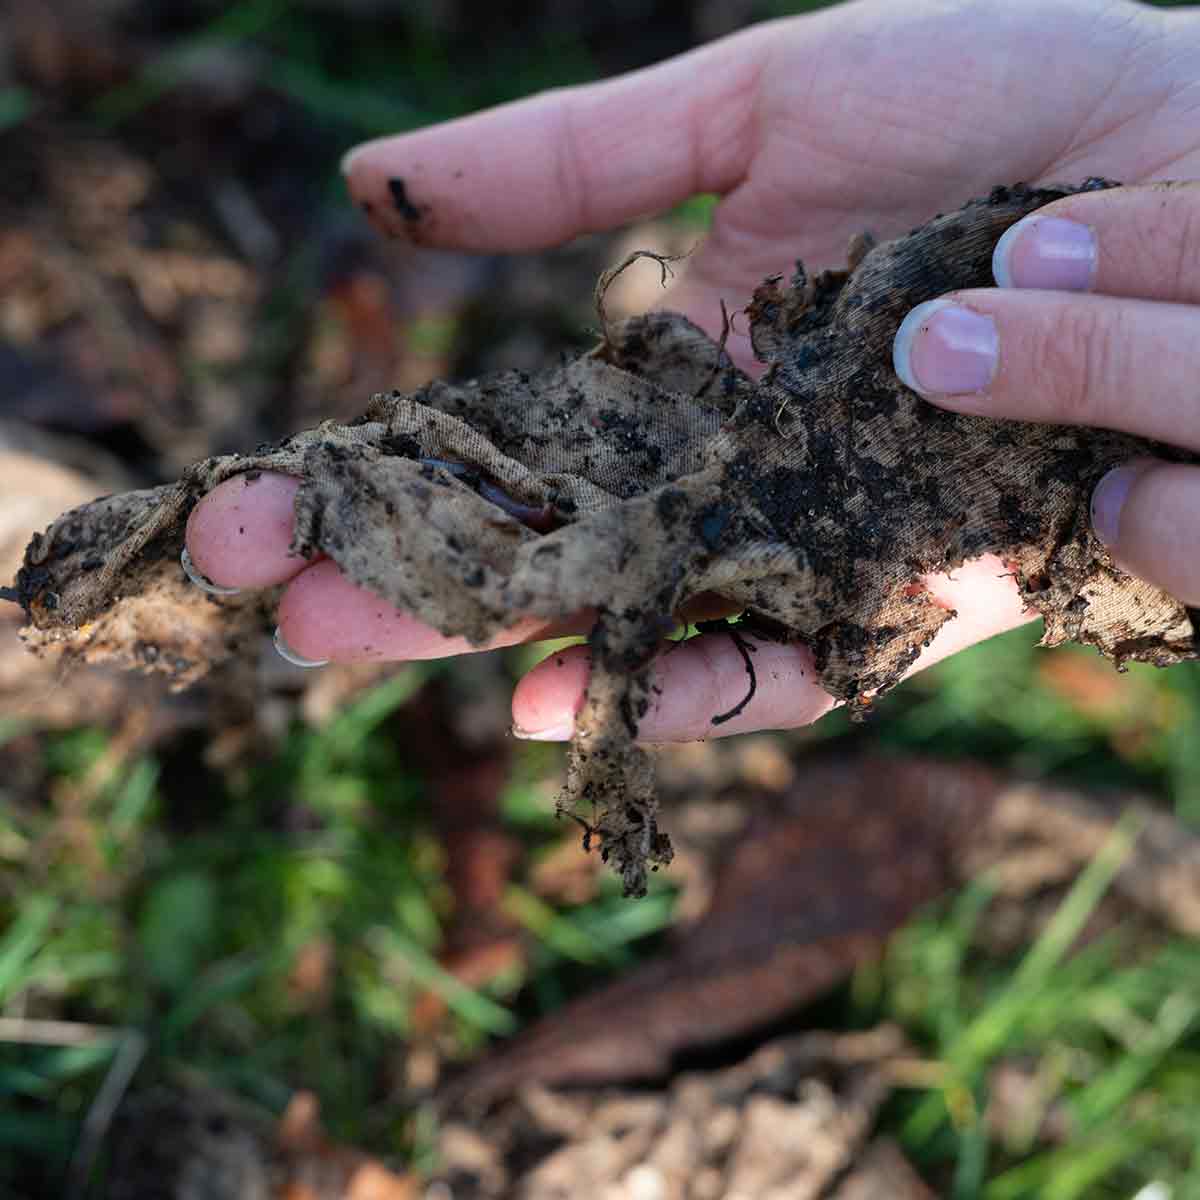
[0,897,57,1005]
[1071,991,1199,1130]
[320,666,432,758]
[0,87,32,132]
[503,886,607,965]
[367,927,516,1037]
[161,952,284,1047]
[904,813,1140,1148]
[956,810,1141,1067]
[0,1110,74,1155]
[985,1125,1154,1200]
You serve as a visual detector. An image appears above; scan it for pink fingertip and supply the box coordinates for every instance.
[277,561,448,662]
[915,555,1037,671]
[277,560,565,663]
[512,647,590,740]
[185,472,308,589]
[340,138,383,178]
[993,215,1097,292]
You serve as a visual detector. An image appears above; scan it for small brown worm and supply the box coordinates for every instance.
[419,457,561,533]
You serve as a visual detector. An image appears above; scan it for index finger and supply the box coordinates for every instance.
[340,23,773,249]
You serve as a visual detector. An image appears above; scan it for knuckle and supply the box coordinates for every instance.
[552,91,592,235]
[1170,199,1200,301]
[1033,302,1119,426]
[1120,185,1200,303]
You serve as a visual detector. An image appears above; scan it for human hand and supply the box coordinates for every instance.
[892,180,1200,607]
[185,0,1200,739]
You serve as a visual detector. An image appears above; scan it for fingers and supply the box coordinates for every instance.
[276,560,592,663]
[512,556,1035,742]
[893,289,1200,447]
[992,181,1200,304]
[341,25,770,250]
[512,637,831,743]
[662,277,764,374]
[894,182,1200,608]
[893,181,1200,446]
[190,469,1037,730]
[186,471,592,662]
[1091,460,1200,604]
[185,472,309,588]
[914,555,1039,670]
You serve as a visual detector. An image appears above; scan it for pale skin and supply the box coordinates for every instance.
[186,0,1200,741]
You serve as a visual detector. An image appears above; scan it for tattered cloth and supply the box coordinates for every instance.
[12,180,1198,893]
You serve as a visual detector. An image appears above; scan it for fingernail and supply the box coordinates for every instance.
[1090,464,1141,547]
[993,215,1097,291]
[181,546,240,596]
[339,142,370,177]
[512,719,575,742]
[273,626,329,669]
[340,135,392,178]
[893,299,998,396]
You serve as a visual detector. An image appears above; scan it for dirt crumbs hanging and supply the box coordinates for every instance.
[9,180,1198,895]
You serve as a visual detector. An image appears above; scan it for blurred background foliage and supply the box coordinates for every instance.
[0,1,1197,1197]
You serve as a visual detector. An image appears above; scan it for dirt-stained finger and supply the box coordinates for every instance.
[276,559,592,663]
[512,635,831,742]
[511,556,1037,742]
[185,472,310,589]
[340,24,769,249]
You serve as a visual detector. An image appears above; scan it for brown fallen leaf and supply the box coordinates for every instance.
[444,758,993,1109]
[446,756,1200,1110]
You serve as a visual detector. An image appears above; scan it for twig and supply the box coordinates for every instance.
[0,1018,117,1045]
[65,1028,148,1199]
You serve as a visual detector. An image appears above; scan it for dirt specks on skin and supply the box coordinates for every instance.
[387,177,425,225]
[11,180,1199,895]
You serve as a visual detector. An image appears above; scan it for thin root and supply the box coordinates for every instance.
[695,297,735,400]
[594,249,688,345]
[697,619,759,725]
